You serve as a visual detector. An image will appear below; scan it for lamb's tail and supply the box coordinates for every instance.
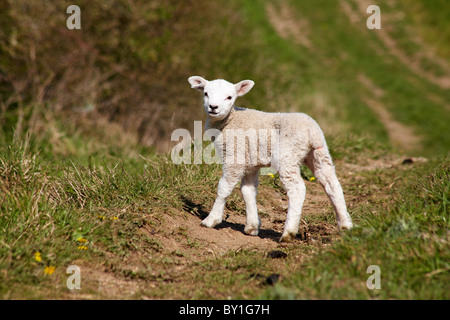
[305,117,335,183]
[307,117,328,151]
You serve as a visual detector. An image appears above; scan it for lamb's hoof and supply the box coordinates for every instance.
[338,220,353,232]
[201,216,222,228]
[279,232,295,243]
[244,225,259,236]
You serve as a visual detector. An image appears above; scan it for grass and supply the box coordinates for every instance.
[0,0,449,299]
[1,109,448,299]
[263,159,450,299]
[0,127,220,298]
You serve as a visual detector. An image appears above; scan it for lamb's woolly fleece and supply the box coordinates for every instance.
[207,106,327,167]
[189,77,353,242]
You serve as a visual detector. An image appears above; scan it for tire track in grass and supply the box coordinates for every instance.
[266,1,312,50]
[358,73,422,152]
[266,0,422,153]
[343,0,450,89]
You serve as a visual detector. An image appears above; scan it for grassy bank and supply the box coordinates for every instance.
[1,107,447,299]
[0,0,449,299]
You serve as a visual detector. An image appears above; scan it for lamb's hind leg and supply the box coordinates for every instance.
[306,147,353,231]
[241,168,261,236]
[279,165,306,242]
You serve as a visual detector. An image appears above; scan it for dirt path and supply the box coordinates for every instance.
[64,152,417,299]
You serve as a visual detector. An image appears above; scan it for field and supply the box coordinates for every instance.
[0,0,449,299]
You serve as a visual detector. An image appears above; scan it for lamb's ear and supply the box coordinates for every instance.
[235,80,255,97]
[188,76,208,92]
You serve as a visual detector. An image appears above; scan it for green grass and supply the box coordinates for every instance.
[262,159,450,299]
[239,0,450,155]
[1,108,448,299]
[0,109,221,298]
[0,0,449,299]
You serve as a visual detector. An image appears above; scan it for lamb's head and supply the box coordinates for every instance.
[188,76,254,121]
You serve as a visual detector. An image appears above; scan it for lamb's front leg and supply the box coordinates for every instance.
[241,169,261,236]
[202,171,242,228]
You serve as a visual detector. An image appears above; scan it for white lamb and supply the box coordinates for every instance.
[188,76,353,242]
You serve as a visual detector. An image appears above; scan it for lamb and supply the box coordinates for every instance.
[187,76,353,242]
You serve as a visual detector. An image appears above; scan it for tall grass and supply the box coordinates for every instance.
[0,107,222,297]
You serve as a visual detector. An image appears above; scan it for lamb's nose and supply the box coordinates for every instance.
[210,105,218,110]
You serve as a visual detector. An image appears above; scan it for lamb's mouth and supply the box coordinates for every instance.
[208,111,219,116]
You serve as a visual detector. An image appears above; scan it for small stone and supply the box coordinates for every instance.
[402,158,414,165]
[267,250,287,259]
[265,274,280,285]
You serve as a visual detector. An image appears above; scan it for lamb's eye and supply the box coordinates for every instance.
[204,92,208,97]
[226,96,232,100]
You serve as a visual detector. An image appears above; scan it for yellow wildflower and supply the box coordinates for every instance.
[98,215,105,220]
[34,251,42,262]
[77,245,88,250]
[309,177,316,182]
[44,266,55,275]
[111,216,119,221]
[268,173,275,178]
[76,237,88,243]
